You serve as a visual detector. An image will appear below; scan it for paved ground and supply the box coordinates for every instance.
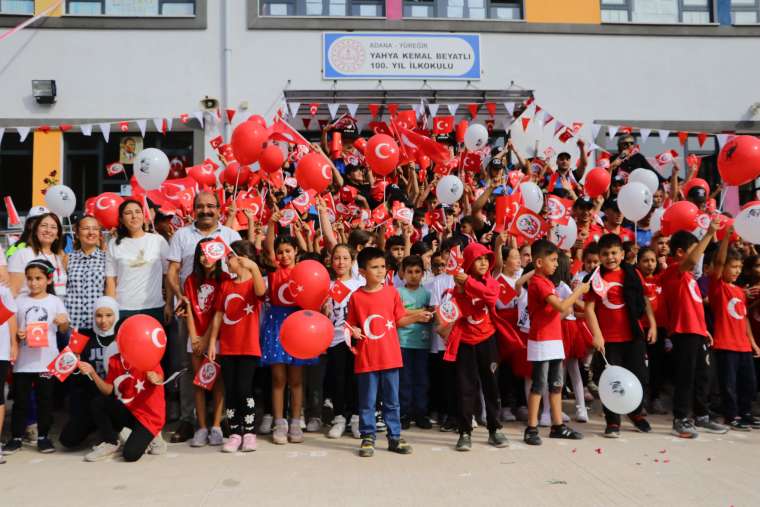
[3,400,759,507]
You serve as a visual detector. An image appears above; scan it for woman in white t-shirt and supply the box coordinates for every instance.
[8,213,68,297]
[105,200,169,326]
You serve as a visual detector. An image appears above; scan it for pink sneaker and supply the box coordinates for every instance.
[222,434,242,453]
[241,433,257,452]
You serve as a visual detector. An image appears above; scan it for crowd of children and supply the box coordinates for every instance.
[2,122,760,465]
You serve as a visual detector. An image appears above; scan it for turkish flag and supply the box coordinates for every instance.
[269,118,312,147]
[427,207,446,233]
[394,123,451,165]
[509,207,545,242]
[201,237,232,262]
[372,203,390,223]
[47,346,79,382]
[106,162,125,176]
[193,356,220,391]
[545,195,573,226]
[396,110,417,130]
[290,189,316,214]
[655,150,678,166]
[26,322,49,348]
[0,293,14,326]
[436,290,461,324]
[461,152,482,172]
[68,330,90,355]
[496,274,517,305]
[3,196,20,227]
[494,193,521,233]
[368,104,380,118]
[368,121,392,136]
[209,135,224,150]
[329,279,351,304]
[432,115,454,134]
[392,205,413,225]
[445,245,464,275]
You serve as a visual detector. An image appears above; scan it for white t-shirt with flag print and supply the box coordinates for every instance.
[14,293,68,373]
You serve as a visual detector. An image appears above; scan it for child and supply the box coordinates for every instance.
[524,240,588,446]
[263,221,317,445]
[709,227,760,430]
[208,240,266,452]
[181,238,229,447]
[5,259,69,454]
[444,242,511,451]
[385,235,408,286]
[78,352,166,462]
[637,247,668,414]
[397,255,433,430]
[584,234,655,438]
[346,247,428,457]
[661,220,728,438]
[324,244,363,439]
[0,285,18,463]
[59,296,120,450]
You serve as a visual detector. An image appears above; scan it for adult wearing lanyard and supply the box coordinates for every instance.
[165,191,241,443]
[105,200,169,325]
[8,212,68,297]
[64,215,106,333]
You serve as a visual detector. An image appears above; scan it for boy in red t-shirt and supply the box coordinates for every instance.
[524,240,588,446]
[346,247,431,457]
[709,226,760,430]
[661,219,728,438]
[585,234,656,438]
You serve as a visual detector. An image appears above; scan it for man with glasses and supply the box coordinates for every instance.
[165,191,242,444]
[610,133,658,178]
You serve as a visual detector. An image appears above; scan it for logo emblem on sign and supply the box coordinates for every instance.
[329,39,366,73]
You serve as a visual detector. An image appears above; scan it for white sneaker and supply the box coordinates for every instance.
[539,413,551,427]
[349,415,361,439]
[574,406,589,423]
[306,417,323,433]
[500,407,517,422]
[299,417,306,431]
[148,434,167,455]
[190,428,209,447]
[472,416,479,429]
[85,442,121,462]
[327,416,346,439]
[0,444,5,465]
[118,427,132,446]
[259,414,274,435]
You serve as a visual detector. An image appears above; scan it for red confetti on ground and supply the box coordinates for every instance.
[659,449,667,454]
[571,449,577,453]
[654,459,659,463]
[595,448,603,454]
[664,459,670,464]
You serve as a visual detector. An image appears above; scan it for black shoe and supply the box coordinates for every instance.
[524,426,542,446]
[359,436,375,457]
[415,416,433,430]
[604,424,621,438]
[3,438,22,454]
[37,437,56,454]
[629,415,652,433]
[740,414,760,429]
[400,416,411,430]
[170,421,195,443]
[455,433,472,451]
[728,418,751,431]
[388,437,413,455]
[375,412,387,433]
[439,420,458,432]
[488,430,509,448]
[549,424,583,440]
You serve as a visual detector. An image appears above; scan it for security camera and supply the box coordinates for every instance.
[201,96,219,110]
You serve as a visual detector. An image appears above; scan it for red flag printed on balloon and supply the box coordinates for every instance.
[201,237,232,262]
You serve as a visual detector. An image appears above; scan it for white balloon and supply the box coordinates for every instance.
[598,365,643,415]
[44,184,76,217]
[650,207,665,233]
[549,217,577,251]
[463,124,488,151]
[134,148,170,190]
[628,168,659,194]
[735,202,760,244]
[519,182,544,213]
[436,175,464,205]
[618,182,653,222]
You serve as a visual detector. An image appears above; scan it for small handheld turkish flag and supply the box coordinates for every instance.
[68,329,90,355]
[393,205,414,225]
[432,116,454,135]
[546,195,573,226]
[496,274,518,305]
[655,150,678,167]
[329,279,351,304]
[436,290,461,324]
[201,237,232,263]
[26,322,49,348]
[209,135,224,150]
[106,162,125,177]
[47,346,79,382]
[193,356,220,391]
[445,246,464,275]
[509,207,545,242]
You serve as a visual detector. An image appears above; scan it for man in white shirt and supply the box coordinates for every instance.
[165,191,241,443]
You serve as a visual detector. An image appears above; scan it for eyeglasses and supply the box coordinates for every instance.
[620,142,634,147]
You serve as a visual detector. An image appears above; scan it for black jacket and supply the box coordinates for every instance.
[584,264,646,341]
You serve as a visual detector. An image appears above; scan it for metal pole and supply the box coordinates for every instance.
[220,0,231,140]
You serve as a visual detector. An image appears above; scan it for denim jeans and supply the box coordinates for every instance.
[400,348,429,419]
[356,369,401,439]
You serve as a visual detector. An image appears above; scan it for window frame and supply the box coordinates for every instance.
[260,0,385,17]
[731,0,760,24]
[0,0,34,14]
[402,0,522,20]
[600,0,715,24]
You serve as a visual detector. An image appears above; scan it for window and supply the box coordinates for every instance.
[65,0,196,16]
[601,0,713,23]
[403,0,521,19]
[0,0,34,14]
[0,132,33,226]
[260,0,383,16]
[732,0,760,23]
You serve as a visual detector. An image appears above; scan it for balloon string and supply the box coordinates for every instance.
[160,368,187,386]
[600,351,610,366]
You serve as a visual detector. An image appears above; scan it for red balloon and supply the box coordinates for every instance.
[187,163,217,187]
[222,162,251,186]
[417,154,431,171]
[718,135,760,186]
[247,114,267,128]
[116,315,167,371]
[259,144,285,173]
[660,200,699,236]
[365,134,400,177]
[295,152,333,193]
[279,310,334,360]
[93,193,124,229]
[456,120,469,144]
[231,122,267,165]
[84,197,96,217]
[585,168,611,198]
[353,137,367,154]
[289,260,330,311]
[682,177,709,197]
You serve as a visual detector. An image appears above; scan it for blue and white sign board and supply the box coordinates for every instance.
[323,33,480,80]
